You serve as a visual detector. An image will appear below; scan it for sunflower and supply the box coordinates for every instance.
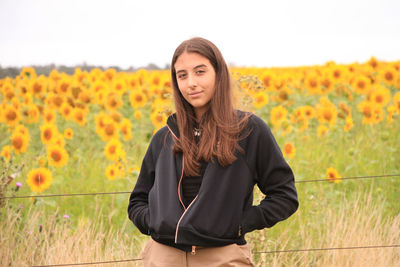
[40,123,59,145]
[104,92,122,111]
[60,102,73,120]
[1,145,12,161]
[120,118,133,141]
[20,67,36,79]
[129,90,148,109]
[326,167,341,183]
[71,108,87,126]
[78,90,92,104]
[98,119,119,142]
[30,76,47,96]
[111,78,127,95]
[303,105,315,120]
[282,142,296,159]
[357,101,381,125]
[270,106,288,128]
[351,74,371,95]
[304,73,321,95]
[367,56,379,70]
[150,109,167,130]
[26,167,53,192]
[57,78,71,96]
[2,81,15,101]
[64,128,74,139]
[260,70,276,91]
[104,68,116,81]
[105,164,119,181]
[10,132,29,154]
[378,66,398,87]
[43,109,56,124]
[25,104,40,124]
[317,125,329,137]
[3,105,21,127]
[252,91,269,109]
[316,97,337,127]
[134,110,142,120]
[46,145,68,167]
[369,85,390,107]
[344,116,354,132]
[104,138,125,162]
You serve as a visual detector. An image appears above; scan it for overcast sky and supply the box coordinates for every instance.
[1,0,400,69]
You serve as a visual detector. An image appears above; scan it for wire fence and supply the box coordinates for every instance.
[1,172,399,266]
[1,173,399,200]
[29,244,400,267]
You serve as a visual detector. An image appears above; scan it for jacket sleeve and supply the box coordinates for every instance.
[241,115,299,234]
[127,128,165,235]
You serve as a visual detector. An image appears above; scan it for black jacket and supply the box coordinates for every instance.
[128,112,298,252]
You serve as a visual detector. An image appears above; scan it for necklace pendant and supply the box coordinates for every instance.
[194,128,201,137]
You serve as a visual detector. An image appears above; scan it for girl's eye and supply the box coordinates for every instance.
[177,73,186,79]
[196,70,205,75]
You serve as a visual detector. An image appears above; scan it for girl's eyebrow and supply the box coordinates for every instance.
[176,64,208,74]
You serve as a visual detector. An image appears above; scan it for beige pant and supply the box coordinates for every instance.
[141,238,255,267]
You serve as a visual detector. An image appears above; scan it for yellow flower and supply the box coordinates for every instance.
[104,92,122,111]
[58,102,72,120]
[64,128,74,139]
[326,167,341,183]
[357,101,381,125]
[1,145,12,161]
[344,116,354,132]
[111,78,127,96]
[304,73,321,95]
[351,74,371,95]
[150,109,167,130]
[10,132,29,154]
[71,108,87,126]
[105,164,119,181]
[369,85,391,107]
[3,105,21,127]
[252,91,269,109]
[316,97,337,127]
[378,65,398,87]
[47,145,69,167]
[317,124,329,137]
[120,118,133,141]
[134,110,142,120]
[270,106,288,128]
[104,138,125,162]
[40,123,59,145]
[56,76,71,95]
[282,142,296,159]
[303,105,315,120]
[26,167,53,193]
[43,109,57,124]
[129,90,148,109]
[98,119,119,142]
[24,104,40,124]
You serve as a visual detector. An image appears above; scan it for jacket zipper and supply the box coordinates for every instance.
[168,126,199,253]
[174,155,199,245]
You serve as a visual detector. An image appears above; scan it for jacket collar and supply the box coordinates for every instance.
[167,113,180,139]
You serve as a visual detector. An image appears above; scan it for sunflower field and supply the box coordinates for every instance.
[1,57,399,266]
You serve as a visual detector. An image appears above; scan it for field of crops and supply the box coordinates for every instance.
[1,57,399,266]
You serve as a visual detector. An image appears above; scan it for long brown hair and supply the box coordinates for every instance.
[171,37,249,176]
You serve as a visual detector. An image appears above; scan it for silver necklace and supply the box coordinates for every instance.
[194,127,202,137]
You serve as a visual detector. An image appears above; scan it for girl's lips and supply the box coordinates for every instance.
[189,91,202,98]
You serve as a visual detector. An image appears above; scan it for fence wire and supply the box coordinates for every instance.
[29,244,400,267]
[1,173,399,200]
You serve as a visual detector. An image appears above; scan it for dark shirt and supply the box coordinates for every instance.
[182,161,207,207]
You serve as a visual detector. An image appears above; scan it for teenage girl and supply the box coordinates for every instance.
[128,37,299,267]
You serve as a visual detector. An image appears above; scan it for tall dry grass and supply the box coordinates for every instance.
[248,191,400,266]
[1,191,399,266]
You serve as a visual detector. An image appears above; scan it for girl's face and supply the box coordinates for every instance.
[174,51,216,120]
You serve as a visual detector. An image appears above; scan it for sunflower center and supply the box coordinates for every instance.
[323,110,332,121]
[12,137,23,149]
[109,146,116,154]
[105,125,115,136]
[375,95,383,103]
[33,83,42,93]
[51,151,62,162]
[44,129,52,140]
[357,81,365,89]
[135,95,143,102]
[385,72,393,81]
[6,111,17,121]
[34,174,44,186]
